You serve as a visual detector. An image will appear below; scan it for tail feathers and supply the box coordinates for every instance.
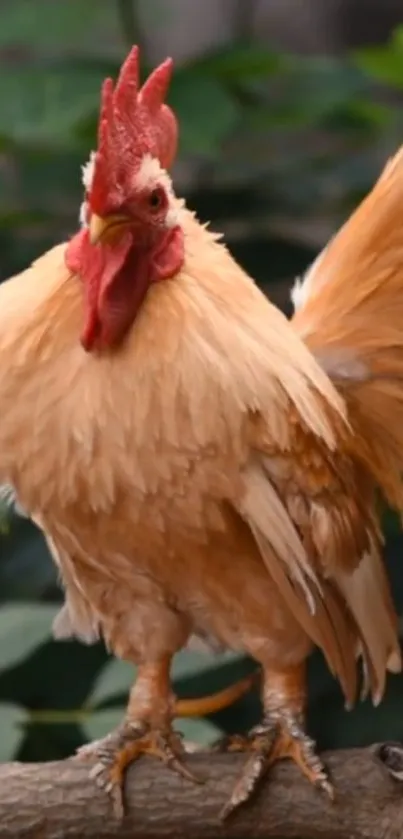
[291,145,403,516]
[240,461,400,707]
[250,519,360,706]
[238,462,361,704]
[253,509,401,707]
[335,541,401,705]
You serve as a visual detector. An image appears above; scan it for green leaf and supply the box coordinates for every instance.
[89,659,134,707]
[89,650,241,708]
[172,649,240,681]
[279,56,368,124]
[175,717,222,747]
[354,26,403,88]
[0,703,26,760]
[84,709,221,748]
[0,0,121,54]
[0,604,58,672]
[169,72,240,156]
[84,708,124,741]
[1,636,108,713]
[192,44,283,81]
[0,63,104,145]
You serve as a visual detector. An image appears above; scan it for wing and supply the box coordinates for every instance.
[233,408,400,706]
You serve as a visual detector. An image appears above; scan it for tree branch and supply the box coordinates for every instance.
[0,746,402,838]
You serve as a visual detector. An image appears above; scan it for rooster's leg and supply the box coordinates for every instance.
[76,656,199,817]
[217,663,333,819]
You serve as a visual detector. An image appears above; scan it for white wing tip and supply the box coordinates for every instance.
[290,276,304,311]
[290,243,330,312]
[0,484,28,518]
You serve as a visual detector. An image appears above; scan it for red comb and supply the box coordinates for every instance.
[90,46,178,213]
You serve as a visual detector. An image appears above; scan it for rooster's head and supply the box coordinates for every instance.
[66,46,184,352]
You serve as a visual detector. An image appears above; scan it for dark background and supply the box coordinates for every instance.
[1,0,403,765]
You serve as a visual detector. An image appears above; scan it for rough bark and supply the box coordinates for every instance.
[0,746,402,838]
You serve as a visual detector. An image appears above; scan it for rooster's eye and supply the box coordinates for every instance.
[148,188,163,211]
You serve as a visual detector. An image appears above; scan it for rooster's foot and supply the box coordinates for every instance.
[215,708,333,819]
[76,721,201,818]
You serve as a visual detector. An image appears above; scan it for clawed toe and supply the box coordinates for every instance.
[218,711,333,820]
[76,721,202,819]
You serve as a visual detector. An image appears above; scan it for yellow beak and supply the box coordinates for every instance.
[89,213,131,246]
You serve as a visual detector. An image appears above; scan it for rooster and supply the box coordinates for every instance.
[1,45,403,819]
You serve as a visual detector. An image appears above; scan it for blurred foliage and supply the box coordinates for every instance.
[1,0,403,769]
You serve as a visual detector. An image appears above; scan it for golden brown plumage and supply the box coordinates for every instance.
[292,147,403,516]
[0,47,401,816]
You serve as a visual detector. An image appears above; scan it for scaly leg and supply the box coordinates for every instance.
[76,656,200,817]
[217,663,333,819]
